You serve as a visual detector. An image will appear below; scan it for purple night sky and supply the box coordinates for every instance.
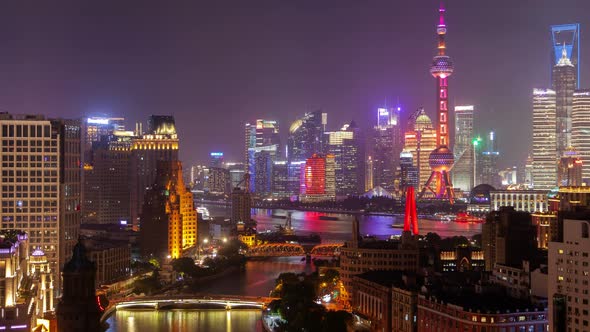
[0,0,589,168]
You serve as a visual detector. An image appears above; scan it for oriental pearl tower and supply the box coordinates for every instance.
[418,3,455,204]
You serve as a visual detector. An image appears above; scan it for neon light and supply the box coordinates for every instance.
[455,106,474,111]
[378,108,389,116]
[210,152,223,157]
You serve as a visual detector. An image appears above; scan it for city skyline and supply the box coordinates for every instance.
[0,1,589,168]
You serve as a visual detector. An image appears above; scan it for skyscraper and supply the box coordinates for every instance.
[0,114,82,302]
[248,145,277,196]
[572,89,590,182]
[370,107,402,192]
[244,120,280,170]
[404,108,437,191]
[82,116,125,164]
[300,154,335,202]
[419,3,455,203]
[479,131,501,188]
[287,111,326,162]
[532,89,557,190]
[550,24,580,89]
[82,131,133,225]
[140,161,197,259]
[130,115,179,231]
[327,121,364,196]
[453,105,474,191]
[557,147,583,186]
[399,150,418,194]
[552,46,576,158]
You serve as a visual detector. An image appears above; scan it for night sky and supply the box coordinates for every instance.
[0,1,589,169]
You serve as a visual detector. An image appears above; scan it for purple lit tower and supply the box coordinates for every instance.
[419,3,455,203]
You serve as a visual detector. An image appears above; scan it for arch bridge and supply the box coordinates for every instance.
[101,294,276,323]
[246,243,343,257]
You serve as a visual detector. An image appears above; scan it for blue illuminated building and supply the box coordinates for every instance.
[551,24,580,88]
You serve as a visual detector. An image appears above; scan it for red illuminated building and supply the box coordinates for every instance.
[303,154,326,195]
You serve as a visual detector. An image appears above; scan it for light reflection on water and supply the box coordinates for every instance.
[105,205,482,331]
[105,309,263,332]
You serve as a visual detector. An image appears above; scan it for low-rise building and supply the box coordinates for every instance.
[84,238,131,287]
[340,221,419,301]
[417,292,548,331]
[490,189,548,213]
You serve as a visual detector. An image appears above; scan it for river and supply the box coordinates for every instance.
[105,206,482,331]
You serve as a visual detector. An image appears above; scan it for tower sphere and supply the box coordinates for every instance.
[430,55,454,78]
[428,146,454,172]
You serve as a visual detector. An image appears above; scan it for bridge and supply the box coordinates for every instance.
[101,294,276,323]
[246,243,343,258]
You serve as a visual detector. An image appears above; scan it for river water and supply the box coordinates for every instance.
[105,206,482,331]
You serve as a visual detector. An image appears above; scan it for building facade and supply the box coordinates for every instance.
[370,107,402,192]
[453,105,475,191]
[548,217,590,331]
[404,109,437,190]
[130,116,179,231]
[572,89,590,182]
[139,161,197,259]
[532,89,557,190]
[287,111,326,162]
[490,190,548,213]
[327,121,364,196]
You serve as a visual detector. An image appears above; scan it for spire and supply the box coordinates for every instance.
[556,42,573,67]
[438,2,446,27]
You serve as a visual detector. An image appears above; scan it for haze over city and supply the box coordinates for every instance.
[0,1,589,167]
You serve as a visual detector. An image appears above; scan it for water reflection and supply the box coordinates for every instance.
[105,309,263,332]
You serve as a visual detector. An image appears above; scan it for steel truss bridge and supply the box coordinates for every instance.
[101,294,276,323]
[246,243,343,258]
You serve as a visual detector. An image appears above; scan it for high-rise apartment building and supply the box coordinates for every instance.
[139,161,197,259]
[532,89,557,190]
[370,107,402,192]
[548,216,590,331]
[130,115,179,231]
[0,114,81,302]
[453,105,474,191]
[552,46,576,158]
[572,89,590,182]
[327,121,364,196]
[287,111,326,162]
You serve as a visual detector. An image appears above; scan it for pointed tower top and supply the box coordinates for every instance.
[556,42,573,67]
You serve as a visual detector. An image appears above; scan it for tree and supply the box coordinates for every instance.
[424,232,442,245]
[171,257,197,277]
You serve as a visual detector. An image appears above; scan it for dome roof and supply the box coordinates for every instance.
[470,184,496,204]
[414,112,433,131]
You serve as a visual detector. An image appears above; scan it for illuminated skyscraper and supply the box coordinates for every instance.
[557,147,582,186]
[404,108,437,190]
[210,152,224,168]
[478,131,501,188]
[287,111,327,162]
[244,120,280,169]
[248,145,277,196]
[370,107,402,192]
[328,121,364,196]
[82,116,125,164]
[452,105,474,191]
[572,89,590,182]
[399,150,418,193]
[550,24,580,89]
[0,115,81,302]
[552,46,576,158]
[365,156,374,191]
[532,89,557,190]
[419,3,455,203]
[140,161,197,259]
[300,154,335,202]
[130,116,179,231]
